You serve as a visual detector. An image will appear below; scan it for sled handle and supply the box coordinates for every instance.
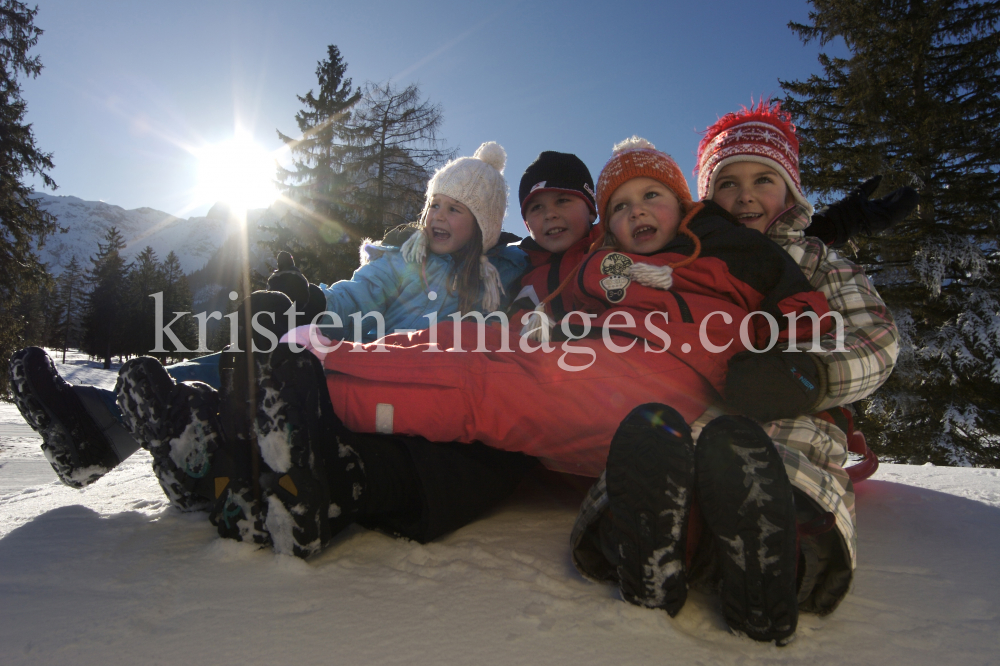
[846,429,879,483]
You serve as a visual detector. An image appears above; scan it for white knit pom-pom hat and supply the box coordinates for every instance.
[425,141,508,252]
[401,141,510,311]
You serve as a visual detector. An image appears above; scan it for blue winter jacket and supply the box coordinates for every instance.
[316,241,528,342]
[166,240,527,387]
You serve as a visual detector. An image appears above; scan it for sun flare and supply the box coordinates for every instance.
[194,132,278,212]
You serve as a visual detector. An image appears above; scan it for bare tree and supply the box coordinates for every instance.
[345,82,457,239]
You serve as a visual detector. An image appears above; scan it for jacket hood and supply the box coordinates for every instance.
[359,239,399,267]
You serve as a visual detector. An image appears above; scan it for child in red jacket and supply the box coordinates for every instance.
[566,137,831,645]
[508,151,600,326]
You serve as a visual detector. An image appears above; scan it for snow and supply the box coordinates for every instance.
[2,352,1000,665]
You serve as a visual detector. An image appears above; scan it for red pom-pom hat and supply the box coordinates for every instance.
[695,100,813,216]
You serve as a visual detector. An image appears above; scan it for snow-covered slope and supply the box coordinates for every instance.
[1,352,998,666]
[31,193,284,275]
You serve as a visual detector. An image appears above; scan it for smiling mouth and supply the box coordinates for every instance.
[430,228,451,240]
[632,225,657,239]
[737,212,763,223]
[545,226,567,236]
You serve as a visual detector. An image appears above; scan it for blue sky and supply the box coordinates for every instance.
[22,0,845,236]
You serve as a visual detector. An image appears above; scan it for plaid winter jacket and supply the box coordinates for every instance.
[766,205,899,408]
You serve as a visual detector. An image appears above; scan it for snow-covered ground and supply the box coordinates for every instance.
[2,351,999,665]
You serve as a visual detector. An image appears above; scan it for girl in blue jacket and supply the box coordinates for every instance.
[312,143,525,342]
[10,142,528,505]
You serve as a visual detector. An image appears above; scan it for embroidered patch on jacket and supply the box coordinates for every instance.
[599,252,633,303]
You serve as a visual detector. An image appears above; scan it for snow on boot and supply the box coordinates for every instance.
[206,350,269,545]
[207,290,300,546]
[606,403,695,617]
[211,477,271,546]
[696,415,799,645]
[254,345,357,559]
[8,347,139,488]
[116,357,220,512]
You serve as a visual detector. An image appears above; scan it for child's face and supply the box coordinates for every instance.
[711,162,791,232]
[607,177,682,254]
[425,194,477,255]
[523,191,596,254]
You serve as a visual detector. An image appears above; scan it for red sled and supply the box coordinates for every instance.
[817,407,879,483]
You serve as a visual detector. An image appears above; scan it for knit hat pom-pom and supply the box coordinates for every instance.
[612,136,655,155]
[474,141,507,175]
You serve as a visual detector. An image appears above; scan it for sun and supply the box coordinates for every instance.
[193,132,279,212]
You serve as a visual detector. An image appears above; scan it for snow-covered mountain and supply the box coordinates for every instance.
[31,193,284,275]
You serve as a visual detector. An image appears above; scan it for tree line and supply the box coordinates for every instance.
[24,227,197,369]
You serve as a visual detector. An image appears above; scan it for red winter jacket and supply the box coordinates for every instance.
[507,225,603,327]
[559,202,833,397]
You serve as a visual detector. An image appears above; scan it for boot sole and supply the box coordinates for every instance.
[116,358,218,512]
[211,478,271,545]
[606,404,694,617]
[256,352,332,558]
[8,348,116,488]
[696,416,798,645]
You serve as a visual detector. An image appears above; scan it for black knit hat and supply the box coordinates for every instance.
[518,151,596,218]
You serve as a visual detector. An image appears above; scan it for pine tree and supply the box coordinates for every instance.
[0,0,58,397]
[265,53,455,286]
[122,246,164,360]
[52,255,85,363]
[81,227,129,369]
[270,45,362,283]
[345,82,456,240]
[780,0,1000,465]
[160,251,197,361]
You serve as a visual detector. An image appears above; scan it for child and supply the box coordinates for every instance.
[14,143,531,536]
[508,151,600,324]
[701,101,900,614]
[196,148,605,555]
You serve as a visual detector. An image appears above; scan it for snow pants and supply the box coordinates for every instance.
[290,323,719,478]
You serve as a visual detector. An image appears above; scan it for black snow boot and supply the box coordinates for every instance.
[696,415,799,645]
[794,490,852,615]
[116,357,223,512]
[253,344,365,558]
[605,403,695,617]
[210,290,300,546]
[209,349,270,546]
[9,347,140,488]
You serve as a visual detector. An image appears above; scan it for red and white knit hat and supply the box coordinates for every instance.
[695,100,813,216]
